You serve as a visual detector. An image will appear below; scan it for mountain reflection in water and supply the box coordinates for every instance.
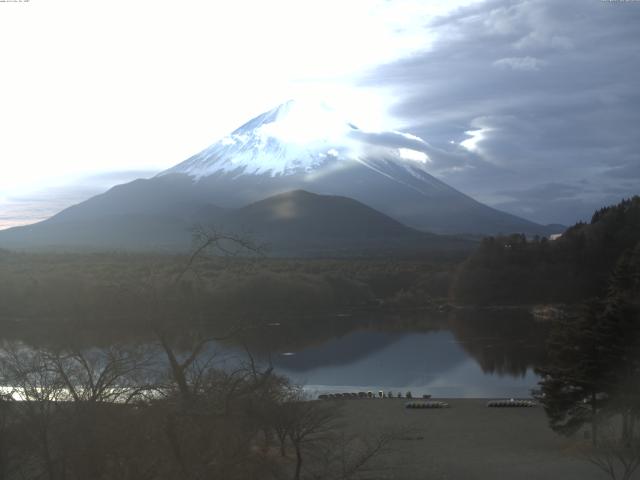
[0,308,549,398]
[245,308,548,398]
[270,331,541,398]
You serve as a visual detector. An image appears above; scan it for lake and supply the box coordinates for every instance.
[0,308,549,399]
[208,308,548,398]
[271,330,540,398]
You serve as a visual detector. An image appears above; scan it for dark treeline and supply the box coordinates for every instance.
[452,197,640,305]
[0,253,456,333]
[447,308,549,377]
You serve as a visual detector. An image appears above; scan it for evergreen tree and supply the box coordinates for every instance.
[537,243,640,446]
[536,302,610,445]
[599,245,640,445]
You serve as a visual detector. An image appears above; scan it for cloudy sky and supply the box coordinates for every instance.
[1,0,638,229]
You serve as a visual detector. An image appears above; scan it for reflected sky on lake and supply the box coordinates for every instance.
[269,330,539,398]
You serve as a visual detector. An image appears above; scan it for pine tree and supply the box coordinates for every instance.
[537,243,640,446]
[599,245,640,445]
[536,302,610,445]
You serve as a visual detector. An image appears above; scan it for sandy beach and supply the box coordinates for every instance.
[337,398,604,479]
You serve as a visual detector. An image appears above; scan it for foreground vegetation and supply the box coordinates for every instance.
[0,337,399,480]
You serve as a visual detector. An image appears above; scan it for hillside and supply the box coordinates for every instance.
[0,190,474,256]
[451,196,640,305]
[221,190,471,255]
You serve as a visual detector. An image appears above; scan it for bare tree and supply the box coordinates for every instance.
[155,225,266,402]
[312,430,399,480]
[157,331,221,404]
[177,224,266,283]
[580,420,640,480]
[268,394,401,480]
[285,399,341,480]
[0,393,13,480]
[47,345,155,405]
[0,346,67,480]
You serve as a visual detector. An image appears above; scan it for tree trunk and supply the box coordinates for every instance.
[0,441,6,480]
[294,444,302,480]
[622,411,630,447]
[0,422,7,480]
[164,414,189,478]
[280,441,286,457]
[41,427,57,480]
[262,428,271,452]
[276,431,287,457]
[159,336,191,404]
[591,392,598,447]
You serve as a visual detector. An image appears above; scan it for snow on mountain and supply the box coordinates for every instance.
[160,99,433,180]
[0,98,557,253]
[148,98,551,235]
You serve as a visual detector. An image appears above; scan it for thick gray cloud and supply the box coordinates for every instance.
[366,0,640,225]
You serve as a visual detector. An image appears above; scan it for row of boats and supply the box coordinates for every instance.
[486,399,537,408]
[318,393,537,409]
[318,391,430,400]
[405,401,450,409]
[406,399,537,409]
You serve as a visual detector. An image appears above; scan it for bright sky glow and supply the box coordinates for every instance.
[0,0,481,228]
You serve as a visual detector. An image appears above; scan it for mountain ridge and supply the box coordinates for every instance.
[0,189,472,256]
[153,99,558,235]
[0,100,563,254]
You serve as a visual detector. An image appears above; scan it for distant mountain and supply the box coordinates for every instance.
[0,190,472,255]
[157,99,554,236]
[221,190,470,255]
[0,99,559,253]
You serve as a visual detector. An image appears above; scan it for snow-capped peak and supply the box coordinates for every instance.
[160,99,432,179]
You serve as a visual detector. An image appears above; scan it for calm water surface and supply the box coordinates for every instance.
[2,309,548,398]
[267,330,540,398]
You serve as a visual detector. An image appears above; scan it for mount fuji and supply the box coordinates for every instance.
[0,100,558,253]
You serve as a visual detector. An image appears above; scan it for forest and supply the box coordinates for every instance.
[0,249,456,336]
[452,196,640,305]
